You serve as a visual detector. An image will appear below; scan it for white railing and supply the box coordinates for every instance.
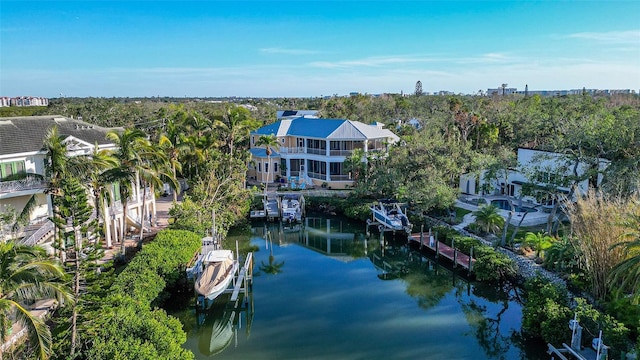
[329,150,353,156]
[306,148,325,155]
[0,178,47,194]
[280,147,305,154]
[20,220,54,246]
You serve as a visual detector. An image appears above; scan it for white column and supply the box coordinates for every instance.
[325,140,330,156]
[325,161,330,182]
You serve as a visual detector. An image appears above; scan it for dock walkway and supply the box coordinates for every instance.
[408,233,476,272]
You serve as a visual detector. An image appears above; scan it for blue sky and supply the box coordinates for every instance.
[1,1,639,97]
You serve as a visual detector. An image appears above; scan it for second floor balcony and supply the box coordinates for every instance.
[0,177,47,195]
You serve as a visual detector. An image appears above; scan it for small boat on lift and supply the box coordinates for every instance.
[370,200,412,234]
[281,193,304,223]
[194,249,237,301]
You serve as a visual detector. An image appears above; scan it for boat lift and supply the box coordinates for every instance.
[194,240,254,310]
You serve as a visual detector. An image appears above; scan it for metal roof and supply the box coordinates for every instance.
[249,148,280,158]
[252,117,399,142]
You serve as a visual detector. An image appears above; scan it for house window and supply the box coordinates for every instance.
[274,162,278,173]
[265,163,269,173]
[0,161,26,180]
[258,162,261,172]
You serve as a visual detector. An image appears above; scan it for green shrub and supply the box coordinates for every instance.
[474,250,517,282]
[521,276,571,339]
[111,229,201,306]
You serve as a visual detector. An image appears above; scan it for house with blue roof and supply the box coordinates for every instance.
[248,117,400,189]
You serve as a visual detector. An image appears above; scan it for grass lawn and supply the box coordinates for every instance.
[454,207,472,223]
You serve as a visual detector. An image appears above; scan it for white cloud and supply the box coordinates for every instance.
[567,30,640,44]
[259,47,320,55]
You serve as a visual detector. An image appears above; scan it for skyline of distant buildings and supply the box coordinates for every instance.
[1,87,637,106]
[0,96,49,107]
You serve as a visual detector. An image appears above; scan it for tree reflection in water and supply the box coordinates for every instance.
[375,241,532,359]
[259,236,284,275]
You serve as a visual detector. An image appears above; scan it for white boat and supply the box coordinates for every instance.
[370,200,412,234]
[194,250,236,301]
[281,194,304,223]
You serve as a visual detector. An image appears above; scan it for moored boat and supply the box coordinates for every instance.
[370,200,412,234]
[194,249,237,301]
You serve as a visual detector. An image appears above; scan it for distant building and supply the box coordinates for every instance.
[486,87,636,97]
[276,110,319,120]
[1,96,49,107]
[487,88,518,96]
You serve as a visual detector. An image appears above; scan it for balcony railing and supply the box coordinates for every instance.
[0,177,47,194]
[329,174,352,181]
[279,147,305,154]
[306,148,325,155]
[308,172,326,180]
[329,150,354,156]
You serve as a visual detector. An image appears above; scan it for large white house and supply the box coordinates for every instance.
[0,115,156,249]
[460,148,609,205]
[248,117,400,189]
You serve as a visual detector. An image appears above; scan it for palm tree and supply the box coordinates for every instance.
[214,105,259,156]
[472,205,505,235]
[158,115,187,203]
[136,141,178,244]
[42,126,90,261]
[103,128,150,256]
[255,134,280,190]
[610,212,640,302]
[81,146,118,244]
[0,242,71,360]
[524,231,555,258]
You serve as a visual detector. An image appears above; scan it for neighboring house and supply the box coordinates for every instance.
[276,110,319,120]
[0,115,155,248]
[459,148,608,206]
[248,117,400,189]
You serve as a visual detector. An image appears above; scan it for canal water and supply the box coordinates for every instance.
[170,216,547,360]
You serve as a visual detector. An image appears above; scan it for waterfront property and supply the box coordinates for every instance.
[248,116,399,189]
[0,115,156,248]
[460,148,609,207]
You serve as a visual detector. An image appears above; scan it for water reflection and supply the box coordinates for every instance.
[190,289,254,358]
[175,216,547,359]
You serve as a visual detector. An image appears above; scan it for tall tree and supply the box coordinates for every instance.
[42,126,89,261]
[55,175,95,357]
[214,105,259,156]
[103,128,150,256]
[158,112,188,202]
[255,134,280,189]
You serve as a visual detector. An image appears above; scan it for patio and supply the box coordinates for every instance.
[457,195,553,227]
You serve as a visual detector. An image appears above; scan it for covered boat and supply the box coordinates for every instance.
[194,250,236,301]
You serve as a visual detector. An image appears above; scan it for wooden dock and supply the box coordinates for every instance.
[408,233,476,273]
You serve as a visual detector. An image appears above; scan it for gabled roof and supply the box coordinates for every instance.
[0,115,117,156]
[252,117,399,142]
